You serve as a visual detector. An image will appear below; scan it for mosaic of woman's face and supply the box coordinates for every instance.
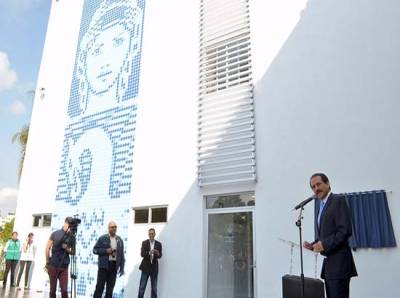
[86,21,130,95]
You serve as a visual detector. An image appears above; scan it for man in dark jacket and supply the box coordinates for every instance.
[304,173,357,298]
[138,228,162,298]
[93,221,125,298]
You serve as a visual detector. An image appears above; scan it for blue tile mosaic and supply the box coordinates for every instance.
[51,0,145,296]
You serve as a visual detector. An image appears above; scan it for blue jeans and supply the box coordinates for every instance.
[138,271,158,298]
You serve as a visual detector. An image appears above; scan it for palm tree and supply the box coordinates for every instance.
[11,125,29,181]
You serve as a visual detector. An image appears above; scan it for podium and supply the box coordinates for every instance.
[282,274,325,298]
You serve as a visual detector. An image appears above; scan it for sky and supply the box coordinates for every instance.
[0,0,51,216]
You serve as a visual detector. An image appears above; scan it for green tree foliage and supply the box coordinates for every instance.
[11,125,29,181]
[0,218,15,245]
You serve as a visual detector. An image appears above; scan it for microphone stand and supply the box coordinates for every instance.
[295,205,306,298]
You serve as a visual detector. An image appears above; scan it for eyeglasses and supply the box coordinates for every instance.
[109,226,117,228]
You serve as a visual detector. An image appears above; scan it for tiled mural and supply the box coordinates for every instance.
[51,0,145,296]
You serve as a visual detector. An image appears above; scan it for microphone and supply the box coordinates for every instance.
[293,196,315,210]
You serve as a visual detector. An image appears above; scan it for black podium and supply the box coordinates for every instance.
[282,274,325,298]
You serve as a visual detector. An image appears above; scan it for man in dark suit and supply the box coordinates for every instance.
[138,228,162,298]
[304,173,357,298]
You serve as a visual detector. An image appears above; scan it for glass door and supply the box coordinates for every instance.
[207,211,254,298]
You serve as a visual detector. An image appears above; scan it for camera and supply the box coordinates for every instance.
[60,217,81,254]
[66,216,81,235]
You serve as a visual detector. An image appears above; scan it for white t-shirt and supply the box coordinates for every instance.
[109,236,117,261]
[20,242,36,261]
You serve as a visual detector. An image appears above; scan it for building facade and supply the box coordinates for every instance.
[14,0,400,297]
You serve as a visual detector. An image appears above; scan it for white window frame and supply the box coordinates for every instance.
[203,192,257,298]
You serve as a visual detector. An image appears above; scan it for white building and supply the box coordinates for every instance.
[15,0,399,297]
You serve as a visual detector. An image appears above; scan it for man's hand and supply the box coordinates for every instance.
[68,247,76,255]
[303,241,313,251]
[153,249,160,257]
[106,248,113,255]
[312,241,324,253]
[118,270,125,277]
[44,260,50,273]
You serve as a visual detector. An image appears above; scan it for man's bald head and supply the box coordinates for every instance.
[108,221,117,236]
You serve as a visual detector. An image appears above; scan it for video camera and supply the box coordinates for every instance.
[66,216,81,235]
[58,216,81,255]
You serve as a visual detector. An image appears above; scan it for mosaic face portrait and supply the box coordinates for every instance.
[52,0,145,296]
[86,20,131,94]
[72,0,143,116]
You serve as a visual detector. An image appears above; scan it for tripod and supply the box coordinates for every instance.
[57,230,78,298]
[69,243,77,298]
[65,230,77,298]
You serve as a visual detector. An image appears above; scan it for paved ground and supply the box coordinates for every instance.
[0,287,45,298]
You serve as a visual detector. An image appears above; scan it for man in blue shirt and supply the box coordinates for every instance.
[45,218,75,298]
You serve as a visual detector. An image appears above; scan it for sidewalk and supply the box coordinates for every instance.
[0,287,44,297]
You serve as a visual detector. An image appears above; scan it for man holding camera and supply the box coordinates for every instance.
[93,221,125,298]
[45,217,75,298]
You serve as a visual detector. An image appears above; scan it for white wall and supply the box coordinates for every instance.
[251,0,400,298]
[124,0,201,296]
[15,0,400,297]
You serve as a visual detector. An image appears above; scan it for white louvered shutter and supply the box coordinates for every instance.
[198,0,256,186]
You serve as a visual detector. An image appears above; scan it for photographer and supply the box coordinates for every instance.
[45,217,76,298]
[93,221,125,298]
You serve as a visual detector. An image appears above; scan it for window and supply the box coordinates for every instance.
[33,216,40,227]
[151,207,168,223]
[43,214,52,227]
[134,209,149,224]
[206,192,255,209]
[198,0,256,186]
[133,206,168,224]
[32,214,52,228]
